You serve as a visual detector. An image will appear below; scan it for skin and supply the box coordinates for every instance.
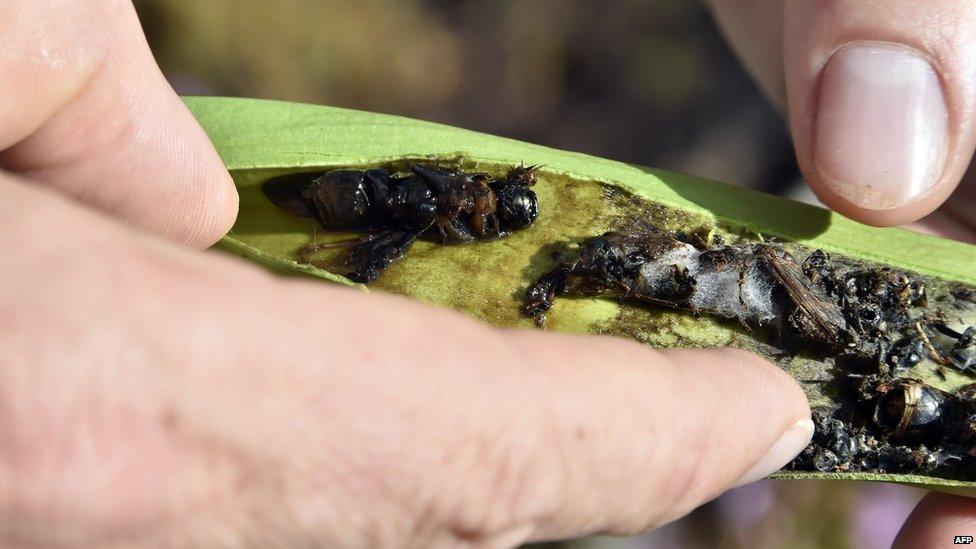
[4,0,971,546]
[705,1,976,545]
[708,0,976,241]
[0,1,811,547]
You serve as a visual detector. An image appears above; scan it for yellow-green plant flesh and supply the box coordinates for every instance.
[188,96,976,492]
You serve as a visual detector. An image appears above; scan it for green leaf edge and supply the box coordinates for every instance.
[187,96,976,492]
[770,471,976,494]
[218,236,361,288]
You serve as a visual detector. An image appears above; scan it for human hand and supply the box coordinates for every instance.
[707,0,976,243]
[1,2,813,547]
[704,1,976,545]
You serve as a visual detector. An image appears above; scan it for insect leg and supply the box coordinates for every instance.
[345,229,421,283]
[933,323,976,348]
[522,266,570,318]
[470,212,487,237]
[434,216,474,243]
[298,234,374,264]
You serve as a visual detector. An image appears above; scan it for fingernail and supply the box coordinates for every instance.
[815,43,948,210]
[733,418,814,487]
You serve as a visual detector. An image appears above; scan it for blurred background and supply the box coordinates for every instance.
[133,1,922,547]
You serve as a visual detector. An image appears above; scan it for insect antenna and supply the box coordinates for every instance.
[505,162,542,186]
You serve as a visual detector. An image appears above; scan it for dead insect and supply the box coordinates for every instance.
[801,249,839,295]
[951,349,976,372]
[842,268,926,310]
[813,449,841,472]
[934,323,976,349]
[262,164,539,282]
[872,379,952,443]
[952,287,976,305]
[759,245,850,345]
[523,225,976,379]
[933,324,976,372]
[792,390,976,475]
[882,336,928,374]
[798,413,872,473]
[522,227,847,348]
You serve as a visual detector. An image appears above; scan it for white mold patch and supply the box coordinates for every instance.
[637,242,778,325]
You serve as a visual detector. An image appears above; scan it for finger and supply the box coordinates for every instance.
[906,210,976,244]
[219,296,813,543]
[0,0,237,248]
[905,167,976,242]
[783,0,976,226]
[894,492,976,549]
[502,340,813,540]
[0,176,811,546]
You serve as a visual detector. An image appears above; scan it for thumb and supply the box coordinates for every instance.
[499,335,812,540]
[783,0,976,226]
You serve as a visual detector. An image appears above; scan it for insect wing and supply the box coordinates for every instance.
[762,247,846,341]
[411,164,457,194]
[261,172,319,217]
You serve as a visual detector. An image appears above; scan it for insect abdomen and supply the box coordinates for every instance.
[633,240,779,325]
[304,170,374,230]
